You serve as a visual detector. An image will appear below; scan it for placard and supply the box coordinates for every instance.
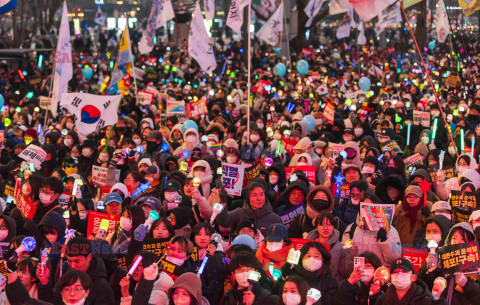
[14,178,37,220]
[279,204,305,228]
[413,110,430,127]
[86,211,120,240]
[18,144,47,170]
[330,144,344,160]
[0,243,9,259]
[137,90,154,106]
[244,163,261,180]
[429,167,455,183]
[450,190,475,222]
[222,163,244,196]
[39,96,52,110]
[404,153,423,167]
[166,100,186,115]
[100,185,132,201]
[142,238,169,257]
[402,247,428,273]
[359,202,395,232]
[446,74,460,88]
[324,101,335,124]
[284,165,316,183]
[439,242,480,275]
[339,183,350,199]
[281,137,298,157]
[185,98,208,118]
[91,165,121,187]
[291,238,330,252]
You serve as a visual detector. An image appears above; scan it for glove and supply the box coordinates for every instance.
[376,228,388,243]
[3,249,18,272]
[426,253,438,270]
[421,206,431,218]
[455,272,467,287]
[134,224,148,242]
[23,219,36,232]
[335,155,344,166]
[436,169,445,182]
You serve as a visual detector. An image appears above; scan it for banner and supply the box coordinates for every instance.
[139,0,162,54]
[244,163,261,180]
[413,110,430,127]
[222,163,244,196]
[281,137,299,157]
[291,238,330,251]
[188,2,217,73]
[0,0,16,15]
[284,165,316,183]
[429,167,455,183]
[107,25,132,95]
[186,98,208,118]
[17,193,37,220]
[403,153,423,167]
[94,5,106,26]
[349,0,396,22]
[143,238,169,257]
[155,0,175,28]
[137,90,154,106]
[100,185,132,201]
[204,0,215,20]
[60,93,122,135]
[450,190,476,222]
[166,100,185,115]
[359,202,395,232]
[19,144,47,170]
[39,96,52,110]
[439,242,480,275]
[435,0,450,43]
[279,203,305,228]
[375,2,401,35]
[458,0,480,16]
[305,0,326,27]
[91,165,121,187]
[256,3,284,46]
[226,0,252,35]
[86,211,120,240]
[402,247,428,273]
[324,101,335,124]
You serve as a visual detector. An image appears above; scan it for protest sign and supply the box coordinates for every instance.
[100,185,132,201]
[133,67,146,79]
[281,136,298,157]
[14,178,36,219]
[39,96,52,110]
[4,182,14,198]
[159,258,185,282]
[18,144,47,170]
[279,203,305,228]
[413,110,430,127]
[330,144,344,160]
[359,202,395,232]
[429,167,455,183]
[382,140,400,153]
[0,243,9,259]
[244,163,261,180]
[450,190,476,222]
[117,255,127,269]
[403,153,423,167]
[143,238,169,257]
[324,101,335,124]
[439,242,480,275]
[29,77,42,86]
[402,247,428,273]
[185,98,208,118]
[291,238,330,252]
[222,163,244,196]
[137,90,154,106]
[339,183,350,199]
[91,165,121,187]
[86,211,120,240]
[145,86,159,97]
[166,100,186,115]
[446,74,460,88]
[284,165,316,183]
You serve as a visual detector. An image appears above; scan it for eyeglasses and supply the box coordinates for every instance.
[0,224,7,230]
[62,286,85,294]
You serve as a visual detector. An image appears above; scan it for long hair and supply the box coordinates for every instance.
[275,275,310,305]
[299,242,332,279]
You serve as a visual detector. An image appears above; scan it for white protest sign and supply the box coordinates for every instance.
[39,96,52,110]
[92,165,121,186]
[18,144,47,170]
[222,163,244,196]
[413,110,430,127]
[330,143,344,160]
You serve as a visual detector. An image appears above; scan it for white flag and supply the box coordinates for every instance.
[305,0,326,27]
[155,0,175,29]
[204,0,215,20]
[139,0,162,54]
[51,1,72,117]
[94,6,105,26]
[375,2,401,35]
[336,17,352,39]
[60,93,122,135]
[358,22,366,45]
[188,2,217,73]
[256,3,284,46]
[349,0,396,22]
[436,0,450,43]
[226,0,252,35]
[329,0,351,15]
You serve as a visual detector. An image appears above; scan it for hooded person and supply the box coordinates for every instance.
[412,214,453,250]
[215,182,282,236]
[272,181,308,214]
[173,128,204,157]
[343,141,363,168]
[266,162,287,195]
[337,180,370,226]
[0,215,16,243]
[287,185,338,238]
[436,154,480,200]
[361,156,384,186]
[167,207,196,237]
[169,123,184,148]
[167,272,210,305]
[255,223,293,271]
[375,175,406,205]
[188,160,214,198]
[409,168,440,203]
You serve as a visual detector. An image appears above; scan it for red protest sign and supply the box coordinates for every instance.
[86,211,120,240]
[100,185,132,201]
[281,137,298,157]
[284,165,316,183]
[291,238,330,252]
[14,179,37,220]
[185,98,208,118]
[324,101,335,124]
[402,247,428,273]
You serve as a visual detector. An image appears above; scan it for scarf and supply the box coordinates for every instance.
[199,175,213,197]
[255,242,293,270]
[112,228,131,254]
[402,201,423,229]
[306,205,320,224]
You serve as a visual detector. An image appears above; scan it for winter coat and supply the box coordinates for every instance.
[375,175,405,206]
[436,154,479,200]
[343,141,363,169]
[337,198,360,226]
[6,278,54,305]
[333,279,384,305]
[256,241,293,270]
[306,229,347,283]
[412,215,453,250]
[374,280,447,305]
[267,162,287,195]
[272,181,308,214]
[222,282,278,305]
[121,271,173,305]
[392,201,432,245]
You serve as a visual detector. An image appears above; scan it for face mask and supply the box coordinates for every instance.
[303,257,323,272]
[274,134,282,140]
[0,229,8,241]
[351,198,360,205]
[257,122,264,129]
[235,271,249,287]
[133,138,142,146]
[312,199,330,211]
[361,268,375,283]
[82,148,93,158]
[362,166,375,174]
[458,165,468,173]
[448,146,456,155]
[437,212,452,220]
[195,171,206,179]
[297,162,308,166]
[166,255,185,266]
[422,136,430,144]
[120,217,132,232]
[66,122,74,130]
[99,153,109,162]
[391,272,412,290]
[63,297,86,305]
[226,156,238,164]
[64,139,73,147]
[266,241,283,252]
[431,110,440,117]
[354,128,363,137]
[250,134,260,143]
[167,202,179,210]
[39,192,53,205]
[282,293,302,305]
[79,211,88,220]
[426,234,442,243]
[270,175,279,185]
[186,135,197,143]
[344,136,353,142]
[165,192,179,202]
[22,184,31,195]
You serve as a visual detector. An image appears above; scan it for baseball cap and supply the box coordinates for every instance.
[405,185,422,198]
[142,197,162,210]
[165,179,181,192]
[265,223,288,242]
[145,165,159,175]
[390,258,414,273]
[431,201,452,213]
[104,193,123,205]
[138,158,153,167]
[231,234,257,250]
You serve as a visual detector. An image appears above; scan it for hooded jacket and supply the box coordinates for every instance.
[374,280,446,305]
[392,198,432,245]
[343,141,363,168]
[413,215,453,249]
[0,215,16,242]
[267,162,287,194]
[174,127,204,157]
[436,154,480,200]
[272,181,308,214]
[375,175,406,205]
[188,159,214,198]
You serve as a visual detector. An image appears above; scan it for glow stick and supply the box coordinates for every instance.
[461,129,465,153]
[406,123,411,146]
[128,256,143,276]
[197,256,208,276]
[431,118,438,144]
[472,136,475,158]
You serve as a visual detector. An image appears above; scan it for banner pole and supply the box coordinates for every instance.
[246,1,252,146]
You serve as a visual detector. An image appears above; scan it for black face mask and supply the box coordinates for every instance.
[312,199,330,211]
[116,126,127,133]
[146,141,158,153]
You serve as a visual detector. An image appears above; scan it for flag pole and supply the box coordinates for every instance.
[246,1,252,146]
[104,96,123,153]
[125,13,139,100]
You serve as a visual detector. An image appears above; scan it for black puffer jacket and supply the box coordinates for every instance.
[375,175,405,205]
[374,280,447,305]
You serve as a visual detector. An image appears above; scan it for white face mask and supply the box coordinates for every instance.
[432,110,440,117]
[449,146,456,155]
[133,138,142,146]
[63,297,86,305]
[39,192,53,205]
[167,202,179,210]
[266,241,283,252]
[362,166,375,174]
[226,156,238,164]
[297,162,308,166]
[0,229,8,241]
[186,135,197,143]
[82,148,93,158]
[66,122,74,130]
[458,165,468,174]
[166,255,185,266]
[302,257,323,272]
[79,211,88,220]
[391,272,413,290]
[351,198,360,205]
[274,134,282,140]
[120,217,132,232]
[99,153,109,162]
[235,271,249,287]
[257,122,264,129]
[270,175,279,185]
[282,292,302,305]
[354,128,363,137]
[426,233,442,243]
[361,268,375,283]
[422,136,430,144]
[344,136,353,142]
[165,192,179,202]
[64,138,73,147]
[250,134,260,143]
[22,184,31,195]
[194,171,206,179]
